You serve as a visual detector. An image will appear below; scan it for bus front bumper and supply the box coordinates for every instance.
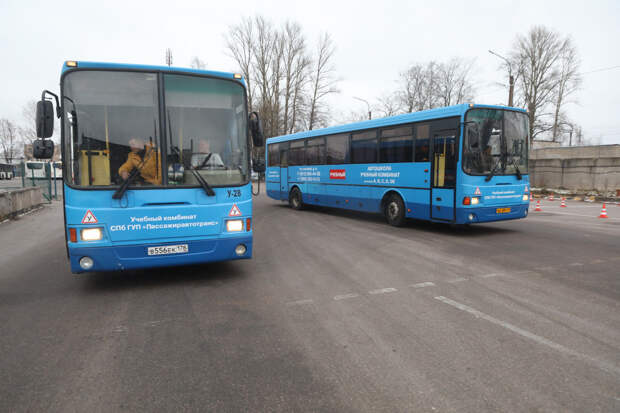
[68,236,252,274]
[456,204,529,224]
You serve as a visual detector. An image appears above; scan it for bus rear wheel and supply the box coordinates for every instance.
[384,194,406,226]
[289,187,304,210]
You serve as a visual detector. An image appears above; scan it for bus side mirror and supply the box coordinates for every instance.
[33,139,54,159]
[249,112,264,147]
[36,100,55,138]
[252,157,265,173]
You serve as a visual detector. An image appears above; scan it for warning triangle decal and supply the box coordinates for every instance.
[474,187,481,196]
[228,204,242,217]
[81,210,98,224]
[524,185,529,193]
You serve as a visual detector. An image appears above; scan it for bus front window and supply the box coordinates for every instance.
[63,71,161,188]
[164,74,249,187]
[463,109,529,176]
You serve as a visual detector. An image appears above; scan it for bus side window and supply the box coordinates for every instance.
[415,124,430,162]
[268,143,280,167]
[351,129,378,164]
[327,133,349,164]
[289,140,305,166]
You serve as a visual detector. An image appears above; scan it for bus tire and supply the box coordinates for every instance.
[289,187,304,210]
[384,194,406,227]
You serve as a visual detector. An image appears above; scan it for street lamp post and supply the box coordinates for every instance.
[489,50,514,107]
[353,96,371,120]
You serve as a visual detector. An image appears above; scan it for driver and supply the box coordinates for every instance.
[191,138,225,169]
[118,138,161,185]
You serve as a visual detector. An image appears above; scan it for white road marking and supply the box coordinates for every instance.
[446,277,468,283]
[539,210,620,220]
[435,296,620,377]
[479,273,503,278]
[410,282,436,288]
[535,266,555,272]
[334,293,360,301]
[568,262,583,266]
[286,299,314,306]
[369,287,398,295]
[589,259,605,264]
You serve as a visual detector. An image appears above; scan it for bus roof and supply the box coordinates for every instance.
[267,103,527,144]
[61,61,244,84]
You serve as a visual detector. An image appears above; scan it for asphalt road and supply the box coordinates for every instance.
[0,195,619,412]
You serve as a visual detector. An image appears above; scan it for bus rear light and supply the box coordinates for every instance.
[226,220,243,232]
[463,197,471,205]
[69,228,77,243]
[246,218,251,231]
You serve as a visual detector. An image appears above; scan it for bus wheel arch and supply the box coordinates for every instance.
[289,186,304,210]
[381,191,406,227]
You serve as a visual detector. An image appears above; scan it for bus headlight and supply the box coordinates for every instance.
[523,194,529,201]
[226,220,244,232]
[471,197,480,205]
[81,227,103,241]
[79,256,94,270]
[235,244,247,256]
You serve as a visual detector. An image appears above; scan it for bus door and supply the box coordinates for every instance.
[279,148,288,200]
[431,129,457,221]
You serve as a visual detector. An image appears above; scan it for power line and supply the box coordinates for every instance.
[580,65,620,75]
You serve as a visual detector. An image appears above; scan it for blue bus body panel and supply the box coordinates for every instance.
[65,184,253,273]
[266,104,530,225]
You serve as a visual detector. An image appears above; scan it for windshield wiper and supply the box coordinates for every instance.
[510,156,522,180]
[112,145,155,199]
[484,157,502,182]
[171,146,215,196]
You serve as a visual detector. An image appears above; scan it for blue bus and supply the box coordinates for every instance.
[265,104,529,226]
[33,61,264,273]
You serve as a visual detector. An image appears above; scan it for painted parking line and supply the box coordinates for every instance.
[369,287,398,295]
[410,282,436,289]
[435,296,620,377]
[334,293,360,301]
[286,299,314,306]
[479,273,503,278]
[446,277,468,283]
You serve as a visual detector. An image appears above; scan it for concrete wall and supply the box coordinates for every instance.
[530,145,620,193]
[0,187,43,220]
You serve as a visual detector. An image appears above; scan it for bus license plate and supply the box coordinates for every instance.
[147,244,189,256]
[496,207,511,214]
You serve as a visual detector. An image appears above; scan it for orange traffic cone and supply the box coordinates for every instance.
[598,203,608,218]
[535,200,542,211]
[560,197,567,207]
[530,194,533,202]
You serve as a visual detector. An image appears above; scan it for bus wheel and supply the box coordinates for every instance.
[384,194,405,226]
[289,187,304,210]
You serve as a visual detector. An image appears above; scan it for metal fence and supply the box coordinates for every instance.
[20,162,61,202]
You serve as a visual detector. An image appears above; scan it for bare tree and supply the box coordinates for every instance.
[19,99,39,146]
[398,64,426,112]
[551,38,581,142]
[225,17,255,111]
[376,92,400,118]
[189,57,206,70]
[0,119,20,163]
[281,22,310,134]
[509,26,565,145]
[307,33,339,130]
[437,57,476,106]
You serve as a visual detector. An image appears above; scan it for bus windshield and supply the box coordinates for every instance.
[463,109,528,176]
[62,70,248,188]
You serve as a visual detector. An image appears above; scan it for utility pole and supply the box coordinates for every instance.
[353,96,371,120]
[489,50,514,107]
[165,48,173,67]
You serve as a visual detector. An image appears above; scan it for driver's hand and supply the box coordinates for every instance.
[121,171,129,180]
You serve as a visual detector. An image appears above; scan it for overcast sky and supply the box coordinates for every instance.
[1,0,619,144]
